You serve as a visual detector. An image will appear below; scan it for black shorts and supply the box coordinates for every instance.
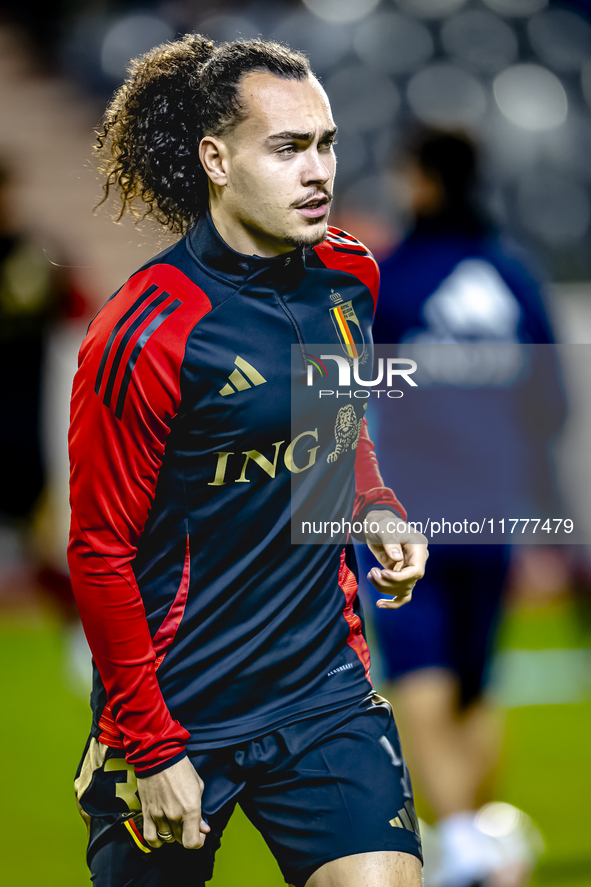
[75,694,422,886]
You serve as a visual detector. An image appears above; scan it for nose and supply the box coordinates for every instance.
[303,147,331,186]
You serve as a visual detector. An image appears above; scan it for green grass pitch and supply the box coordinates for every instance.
[0,606,589,886]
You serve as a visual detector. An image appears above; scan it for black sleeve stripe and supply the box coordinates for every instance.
[327,230,356,241]
[114,299,182,420]
[94,284,159,395]
[331,245,373,259]
[103,290,171,409]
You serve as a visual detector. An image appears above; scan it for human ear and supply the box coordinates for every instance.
[199,136,230,187]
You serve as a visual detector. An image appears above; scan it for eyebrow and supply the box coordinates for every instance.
[265,126,338,145]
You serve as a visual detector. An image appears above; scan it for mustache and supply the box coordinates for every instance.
[291,189,333,208]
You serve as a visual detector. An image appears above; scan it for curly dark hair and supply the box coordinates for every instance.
[96,35,311,234]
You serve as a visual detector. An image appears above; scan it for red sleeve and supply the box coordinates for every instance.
[313,228,380,310]
[353,418,407,522]
[68,264,211,776]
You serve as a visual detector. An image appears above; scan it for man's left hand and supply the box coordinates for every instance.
[363,510,428,609]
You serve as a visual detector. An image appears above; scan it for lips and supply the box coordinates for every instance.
[295,195,330,219]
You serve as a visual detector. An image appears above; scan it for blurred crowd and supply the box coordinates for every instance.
[5,0,591,275]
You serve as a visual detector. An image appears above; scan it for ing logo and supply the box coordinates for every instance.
[219,356,267,396]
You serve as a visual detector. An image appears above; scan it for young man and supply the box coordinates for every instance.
[68,36,427,887]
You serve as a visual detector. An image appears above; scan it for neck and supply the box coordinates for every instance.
[208,198,293,258]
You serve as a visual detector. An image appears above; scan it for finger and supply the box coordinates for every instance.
[367,564,404,582]
[146,809,181,847]
[143,814,164,849]
[368,564,415,588]
[367,542,403,570]
[368,565,421,587]
[399,543,429,569]
[377,592,413,609]
[169,818,184,845]
[368,572,417,606]
[155,818,178,846]
[382,544,404,562]
[181,814,208,850]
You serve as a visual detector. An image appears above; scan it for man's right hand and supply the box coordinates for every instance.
[137,756,210,849]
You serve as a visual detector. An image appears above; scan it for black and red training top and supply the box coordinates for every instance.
[68,212,405,776]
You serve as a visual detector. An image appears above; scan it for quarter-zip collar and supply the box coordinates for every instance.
[186,209,305,285]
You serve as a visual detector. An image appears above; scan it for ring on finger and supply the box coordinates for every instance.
[157,830,175,842]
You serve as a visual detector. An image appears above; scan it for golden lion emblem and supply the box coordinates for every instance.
[327,404,364,463]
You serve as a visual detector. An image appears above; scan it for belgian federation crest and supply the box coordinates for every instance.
[329,300,367,363]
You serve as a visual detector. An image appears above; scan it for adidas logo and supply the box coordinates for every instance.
[390,801,420,835]
[219,356,267,396]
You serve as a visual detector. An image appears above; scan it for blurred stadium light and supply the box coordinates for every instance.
[441,10,518,72]
[395,0,469,17]
[197,15,260,43]
[354,12,434,74]
[35,0,591,274]
[483,0,548,15]
[518,171,591,244]
[100,13,174,79]
[15,0,591,300]
[528,7,591,72]
[274,10,352,72]
[407,63,487,126]
[582,58,591,107]
[493,64,568,130]
[303,0,381,24]
[326,64,400,129]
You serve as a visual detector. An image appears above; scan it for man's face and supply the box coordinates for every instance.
[219,72,337,256]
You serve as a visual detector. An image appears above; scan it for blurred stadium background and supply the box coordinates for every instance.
[0,0,590,884]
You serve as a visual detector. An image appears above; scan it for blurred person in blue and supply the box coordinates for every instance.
[365,128,564,887]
